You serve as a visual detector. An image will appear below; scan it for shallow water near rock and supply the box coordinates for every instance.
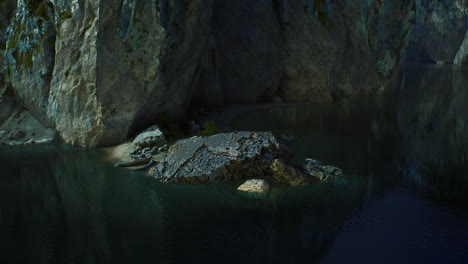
[1,64,468,264]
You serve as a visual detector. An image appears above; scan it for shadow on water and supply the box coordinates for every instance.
[395,64,468,206]
[0,64,467,264]
[0,145,369,264]
[231,63,468,263]
[0,146,164,264]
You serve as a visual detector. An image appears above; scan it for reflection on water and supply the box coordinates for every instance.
[231,64,468,263]
[0,147,164,264]
[0,146,371,264]
[396,64,468,205]
[0,64,467,264]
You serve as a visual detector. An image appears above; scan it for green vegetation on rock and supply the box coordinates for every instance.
[5,0,55,71]
[199,121,218,137]
[58,11,72,20]
[26,0,50,20]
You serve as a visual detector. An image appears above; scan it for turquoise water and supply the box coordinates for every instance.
[0,64,467,264]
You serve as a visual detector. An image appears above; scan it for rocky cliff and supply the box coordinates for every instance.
[0,0,466,146]
[0,0,16,95]
[406,0,468,65]
[3,0,207,146]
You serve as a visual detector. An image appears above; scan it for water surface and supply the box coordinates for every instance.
[1,64,468,264]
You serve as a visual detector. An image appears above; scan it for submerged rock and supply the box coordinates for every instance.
[237,179,270,194]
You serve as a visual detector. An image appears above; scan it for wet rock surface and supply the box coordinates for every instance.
[148,131,343,185]
[303,158,343,181]
[237,179,270,194]
[150,131,283,183]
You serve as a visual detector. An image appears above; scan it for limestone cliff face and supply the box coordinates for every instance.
[279,0,415,102]
[0,0,464,146]
[455,30,468,66]
[0,0,17,96]
[406,0,467,65]
[3,0,211,146]
[5,0,55,124]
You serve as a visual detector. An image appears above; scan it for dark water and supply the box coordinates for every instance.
[1,64,468,264]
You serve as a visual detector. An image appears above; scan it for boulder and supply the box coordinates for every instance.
[149,131,343,185]
[132,126,166,148]
[150,131,284,183]
[303,159,343,181]
[237,179,270,194]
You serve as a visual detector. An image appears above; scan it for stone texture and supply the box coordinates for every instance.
[150,131,284,184]
[46,0,169,146]
[0,96,15,125]
[0,0,17,96]
[303,158,343,181]
[270,159,311,187]
[279,0,415,101]
[149,131,343,185]
[237,179,270,194]
[4,0,55,124]
[0,109,56,146]
[406,0,468,64]
[3,0,466,147]
[454,29,468,66]
[3,0,216,146]
[132,125,166,148]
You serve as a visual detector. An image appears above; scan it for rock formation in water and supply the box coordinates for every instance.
[0,0,465,146]
[148,131,342,185]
